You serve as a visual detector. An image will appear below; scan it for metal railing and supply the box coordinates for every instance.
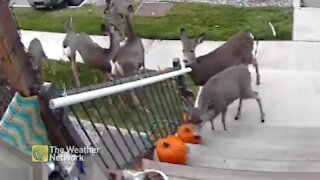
[50,62,194,171]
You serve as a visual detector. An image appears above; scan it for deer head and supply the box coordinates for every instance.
[103,0,129,37]
[100,23,124,45]
[180,28,205,65]
[182,104,215,135]
[62,17,77,60]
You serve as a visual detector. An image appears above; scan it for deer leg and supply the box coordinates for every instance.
[252,91,265,123]
[244,91,265,123]
[118,94,126,108]
[221,108,228,131]
[71,61,81,87]
[252,58,261,86]
[104,74,114,105]
[129,90,150,113]
[235,98,243,120]
[210,118,215,130]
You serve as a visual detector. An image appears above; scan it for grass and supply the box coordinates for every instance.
[14,3,293,40]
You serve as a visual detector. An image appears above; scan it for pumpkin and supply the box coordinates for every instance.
[155,136,187,165]
[177,124,202,144]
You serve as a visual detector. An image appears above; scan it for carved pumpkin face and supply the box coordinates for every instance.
[177,124,202,144]
[155,136,187,165]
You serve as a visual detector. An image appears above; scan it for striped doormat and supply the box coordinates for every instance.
[0,92,50,155]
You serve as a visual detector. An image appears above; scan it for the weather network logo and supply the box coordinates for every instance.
[32,145,49,162]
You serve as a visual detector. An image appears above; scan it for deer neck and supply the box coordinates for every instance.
[124,15,136,41]
[109,34,121,52]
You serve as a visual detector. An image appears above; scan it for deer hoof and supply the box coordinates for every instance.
[261,119,265,123]
[234,116,239,120]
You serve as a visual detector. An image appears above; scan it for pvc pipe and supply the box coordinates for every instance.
[50,67,192,109]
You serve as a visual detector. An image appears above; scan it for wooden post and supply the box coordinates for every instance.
[0,3,36,97]
[0,0,84,148]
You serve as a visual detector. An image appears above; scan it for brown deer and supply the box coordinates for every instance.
[62,17,123,87]
[184,64,265,132]
[110,5,148,112]
[27,38,48,80]
[180,28,260,86]
[103,0,129,35]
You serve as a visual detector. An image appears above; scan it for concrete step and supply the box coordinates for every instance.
[200,124,320,139]
[199,125,320,149]
[187,143,320,161]
[187,154,320,173]
[142,159,320,180]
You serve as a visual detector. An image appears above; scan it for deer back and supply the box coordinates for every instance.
[198,64,251,114]
[27,38,47,70]
[189,32,254,86]
[75,34,113,72]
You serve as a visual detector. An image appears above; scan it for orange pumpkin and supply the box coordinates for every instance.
[166,135,182,142]
[178,124,202,144]
[155,136,187,165]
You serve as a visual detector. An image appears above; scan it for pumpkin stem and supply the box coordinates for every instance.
[163,142,170,148]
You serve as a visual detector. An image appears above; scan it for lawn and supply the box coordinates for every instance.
[13,3,293,40]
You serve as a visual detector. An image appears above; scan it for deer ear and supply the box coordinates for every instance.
[65,17,74,31]
[127,4,134,13]
[117,13,125,20]
[180,28,188,41]
[183,112,191,123]
[197,33,205,44]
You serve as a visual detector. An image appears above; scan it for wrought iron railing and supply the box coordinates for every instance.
[49,61,194,172]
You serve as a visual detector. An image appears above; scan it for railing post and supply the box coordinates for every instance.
[172,58,195,107]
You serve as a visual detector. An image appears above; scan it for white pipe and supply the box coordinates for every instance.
[50,67,192,109]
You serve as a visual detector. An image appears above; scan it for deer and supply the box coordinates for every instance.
[62,17,123,87]
[103,0,129,34]
[27,38,48,80]
[180,28,260,87]
[109,5,148,112]
[183,64,265,132]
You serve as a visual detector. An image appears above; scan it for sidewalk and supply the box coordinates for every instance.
[20,30,320,71]
[293,0,320,41]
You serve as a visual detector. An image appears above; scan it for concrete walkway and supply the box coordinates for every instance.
[20,30,320,71]
[293,0,320,41]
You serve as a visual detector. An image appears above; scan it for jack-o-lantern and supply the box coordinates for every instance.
[177,124,202,144]
[155,136,187,165]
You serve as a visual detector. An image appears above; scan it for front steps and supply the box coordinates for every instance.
[143,124,320,179]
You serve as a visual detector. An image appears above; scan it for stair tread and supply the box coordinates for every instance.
[201,124,320,139]
[187,143,320,161]
[198,124,320,149]
[200,136,320,150]
[143,159,320,180]
[187,154,320,173]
